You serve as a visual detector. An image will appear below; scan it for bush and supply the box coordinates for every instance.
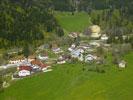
[0,75,3,93]
[55,26,64,37]
[112,43,132,58]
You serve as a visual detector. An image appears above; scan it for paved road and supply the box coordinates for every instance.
[0,64,19,69]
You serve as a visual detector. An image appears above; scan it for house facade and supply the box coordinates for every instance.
[18,66,32,77]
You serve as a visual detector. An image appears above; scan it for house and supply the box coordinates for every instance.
[9,55,35,65]
[90,25,101,38]
[89,41,101,47]
[31,59,51,72]
[78,54,84,61]
[19,59,32,66]
[52,47,63,54]
[77,48,85,53]
[118,60,126,68]
[68,44,76,52]
[101,34,109,41]
[85,54,97,63]
[9,56,25,64]
[78,43,90,50]
[38,54,49,60]
[9,59,25,64]
[38,44,49,50]
[71,49,82,58]
[69,32,79,38]
[71,49,84,61]
[18,66,32,77]
[28,55,36,62]
[57,55,71,64]
[40,64,51,72]
[57,56,66,64]
[84,25,101,39]
[51,43,63,54]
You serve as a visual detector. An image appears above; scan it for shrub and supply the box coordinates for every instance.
[55,26,64,37]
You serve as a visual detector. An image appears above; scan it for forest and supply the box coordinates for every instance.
[0,0,62,48]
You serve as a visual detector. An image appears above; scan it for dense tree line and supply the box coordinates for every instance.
[0,0,63,48]
[89,0,133,44]
[0,75,3,93]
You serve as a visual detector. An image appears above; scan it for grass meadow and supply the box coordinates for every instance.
[0,52,133,100]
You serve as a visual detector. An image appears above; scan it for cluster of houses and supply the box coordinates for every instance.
[9,56,35,64]
[6,25,127,79]
[67,25,127,68]
[68,42,100,63]
[12,58,52,78]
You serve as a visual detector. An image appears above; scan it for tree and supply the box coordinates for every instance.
[0,0,58,48]
[23,44,30,59]
[0,74,3,93]
[74,35,80,46]
[55,26,64,37]
[96,46,104,57]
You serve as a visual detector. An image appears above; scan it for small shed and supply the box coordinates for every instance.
[101,34,109,41]
[118,60,126,68]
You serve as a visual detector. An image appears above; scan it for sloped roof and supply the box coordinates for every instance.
[31,59,49,69]
[19,66,32,71]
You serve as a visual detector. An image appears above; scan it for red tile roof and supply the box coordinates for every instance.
[19,66,32,71]
[31,59,49,69]
[40,64,49,68]
[31,59,43,66]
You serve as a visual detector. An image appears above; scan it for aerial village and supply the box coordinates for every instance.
[0,25,129,87]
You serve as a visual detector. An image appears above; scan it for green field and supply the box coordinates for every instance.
[55,12,91,33]
[0,52,133,100]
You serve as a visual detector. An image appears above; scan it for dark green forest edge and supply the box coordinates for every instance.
[0,0,133,48]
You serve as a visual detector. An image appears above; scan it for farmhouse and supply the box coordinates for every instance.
[38,54,49,60]
[19,60,31,66]
[71,49,81,58]
[118,60,126,68]
[90,25,101,39]
[9,56,25,64]
[52,47,63,54]
[68,44,76,52]
[31,59,51,72]
[89,40,101,47]
[85,54,97,63]
[57,56,66,64]
[28,55,36,62]
[71,49,84,61]
[40,64,51,72]
[18,66,32,77]
[9,59,25,64]
[38,44,49,50]
[84,25,101,39]
[78,43,90,50]
[69,32,79,38]
[101,34,109,41]
[57,55,71,64]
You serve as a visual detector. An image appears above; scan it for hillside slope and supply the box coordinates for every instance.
[55,12,91,33]
[0,52,133,100]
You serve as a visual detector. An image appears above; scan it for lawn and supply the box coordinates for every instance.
[55,12,91,33]
[0,52,133,100]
